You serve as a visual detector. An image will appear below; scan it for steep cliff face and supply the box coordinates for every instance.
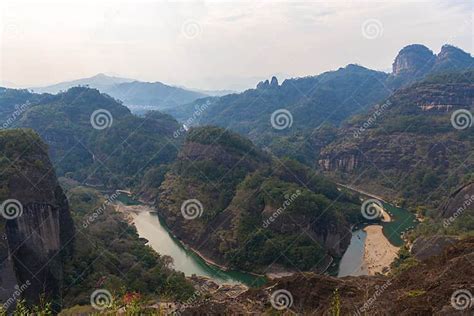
[156,127,361,273]
[441,182,474,218]
[318,150,360,173]
[0,129,74,310]
[392,44,436,77]
[389,44,473,88]
[318,72,474,207]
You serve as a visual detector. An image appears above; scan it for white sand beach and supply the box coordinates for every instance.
[363,225,399,275]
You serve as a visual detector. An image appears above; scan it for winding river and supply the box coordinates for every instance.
[116,193,266,287]
[133,211,266,287]
[117,189,417,285]
[337,195,418,277]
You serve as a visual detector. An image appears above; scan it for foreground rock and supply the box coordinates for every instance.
[181,237,474,315]
[410,235,459,261]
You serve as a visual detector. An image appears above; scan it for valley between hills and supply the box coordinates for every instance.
[0,43,472,315]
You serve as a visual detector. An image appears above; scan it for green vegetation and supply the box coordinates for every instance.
[406,289,426,298]
[390,246,419,275]
[158,127,362,272]
[62,187,194,308]
[0,299,52,316]
[0,87,181,189]
[330,288,341,316]
[422,70,474,84]
[187,126,257,155]
[0,129,50,198]
[185,65,389,149]
[225,166,359,271]
[0,129,54,263]
[320,71,474,208]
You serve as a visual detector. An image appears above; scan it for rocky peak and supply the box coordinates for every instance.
[270,76,279,87]
[392,44,435,76]
[257,77,279,89]
[256,79,270,89]
[438,44,471,60]
[433,44,474,72]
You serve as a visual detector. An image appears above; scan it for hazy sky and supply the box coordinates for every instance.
[0,0,472,90]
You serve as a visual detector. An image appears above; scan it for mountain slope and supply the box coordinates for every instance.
[155,126,362,274]
[174,44,472,148]
[319,71,474,208]
[191,65,390,144]
[432,44,474,74]
[104,81,207,114]
[0,87,181,188]
[0,129,194,312]
[61,187,194,309]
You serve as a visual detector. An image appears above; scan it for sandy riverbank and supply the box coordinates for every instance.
[114,202,153,223]
[363,225,399,275]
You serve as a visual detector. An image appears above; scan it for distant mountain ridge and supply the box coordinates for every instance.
[186,64,390,143]
[32,74,208,114]
[104,80,207,114]
[170,44,472,146]
[32,73,134,94]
